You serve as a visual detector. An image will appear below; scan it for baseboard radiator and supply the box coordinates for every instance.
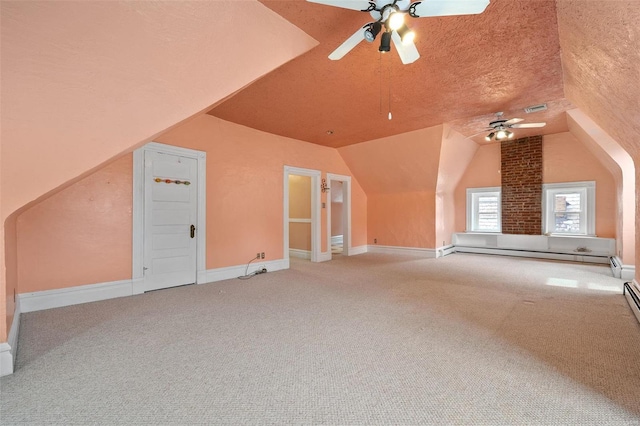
[610,256,621,278]
[623,282,640,324]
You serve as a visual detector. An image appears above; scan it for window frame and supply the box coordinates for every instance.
[466,187,501,233]
[542,181,596,236]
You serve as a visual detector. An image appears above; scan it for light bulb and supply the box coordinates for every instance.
[388,12,405,31]
[496,130,507,140]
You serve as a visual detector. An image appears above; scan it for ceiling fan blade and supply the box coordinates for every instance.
[391,31,420,64]
[504,117,524,125]
[307,0,375,12]
[410,0,490,17]
[328,25,368,60]
[510,122,547,128]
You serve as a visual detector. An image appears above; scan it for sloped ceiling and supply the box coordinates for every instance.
[209,0,571,147]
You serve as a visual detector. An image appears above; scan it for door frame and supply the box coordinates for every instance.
[283,166,321,263]
[132,142,206,294]
[326,173,352,258]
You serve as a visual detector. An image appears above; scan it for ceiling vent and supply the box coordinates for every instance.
[524,103,548,114]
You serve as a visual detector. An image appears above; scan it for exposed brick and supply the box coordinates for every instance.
[501,135,543,235]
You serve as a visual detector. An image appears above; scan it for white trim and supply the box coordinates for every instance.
[284,166,321,263]
[331,235,344,245]
[198,259,289,284]
[454,246,610,264]
[133,142,206,295]
[367,245,437,258]
[466,186,501,233]
[289,218,312,223]
[542,181,596,236]
[0,343,12,377]
[0,298,21,376]
[621,264,636,281]
[318,251,332,262]
[289,249,311,259]
[326,173,352,257]
[17,279,137,313]
[349,245,368,256]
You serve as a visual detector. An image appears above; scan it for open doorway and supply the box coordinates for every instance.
[330,181,344,256]
[283,166,321,263]
[326,173,352,259]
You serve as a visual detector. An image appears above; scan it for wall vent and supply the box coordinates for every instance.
[524,103,548,113]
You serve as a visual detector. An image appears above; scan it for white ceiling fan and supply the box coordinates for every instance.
[483,112,546,141]
[307,0,491,64]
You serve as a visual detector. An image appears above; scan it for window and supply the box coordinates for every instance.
[466,187,501,232]
[543,181,595,236]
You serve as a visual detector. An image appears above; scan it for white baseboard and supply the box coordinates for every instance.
[367,245,436,258]
[318,251,332,262]
[18,279,135,314]
[289,249,311,260]
[455,246,610,264]
[0,298,21,377]
[436,244,455,258]
[331,235,343,245]
[348,245,367,256]
[198,258,289,284]
[0,343,12,377]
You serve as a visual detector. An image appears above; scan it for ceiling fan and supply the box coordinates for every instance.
[308,0,491,64]
[483,112,546,142]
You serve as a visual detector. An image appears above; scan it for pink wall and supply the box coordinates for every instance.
[566,109,635,264]
[454,133,617,238]
[331,181,344,236]
[289,175,312,251]
[17,156,133,293]
[156,115,367,268]
[289,176,312,219]
[339,126,444,248]
[368,193,436,247]
[436,127,479,246]
[12,116,368,295]
[454,144,502,232]
[556,2,640,283]
[1,1,316,342]
[543,133,616,238]
[289,223,312,251]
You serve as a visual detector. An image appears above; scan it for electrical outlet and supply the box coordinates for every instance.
[261,252,265,259]
[256,253,260,259]
[374,238,377,244]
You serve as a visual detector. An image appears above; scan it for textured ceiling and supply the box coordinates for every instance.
[209,0,571,147]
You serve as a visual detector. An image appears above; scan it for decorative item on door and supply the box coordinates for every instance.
[154,178,191,185]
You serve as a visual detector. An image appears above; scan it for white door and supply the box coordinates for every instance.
[143,150,198,292]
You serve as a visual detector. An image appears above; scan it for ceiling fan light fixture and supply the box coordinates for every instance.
[496,129,507,140]
[388,12,405,31]
[379,31,392,52]
[485,132,495,142]
[397,24,415,45]
[364,22,382,43]
[507,130,514,139]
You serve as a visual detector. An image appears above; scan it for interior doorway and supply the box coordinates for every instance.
[326,173,352,259]
[283,166,321,263]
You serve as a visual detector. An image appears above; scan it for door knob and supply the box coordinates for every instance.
[190,224,195,238]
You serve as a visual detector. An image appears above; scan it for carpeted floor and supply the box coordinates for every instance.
[1,253,639,425]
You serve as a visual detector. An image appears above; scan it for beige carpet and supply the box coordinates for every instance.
[1,253,639,425]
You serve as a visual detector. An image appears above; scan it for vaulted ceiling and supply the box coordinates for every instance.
[209,0,574,147]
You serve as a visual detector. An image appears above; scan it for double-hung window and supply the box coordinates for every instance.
[466,187,501,232]
[542,181,595,236]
